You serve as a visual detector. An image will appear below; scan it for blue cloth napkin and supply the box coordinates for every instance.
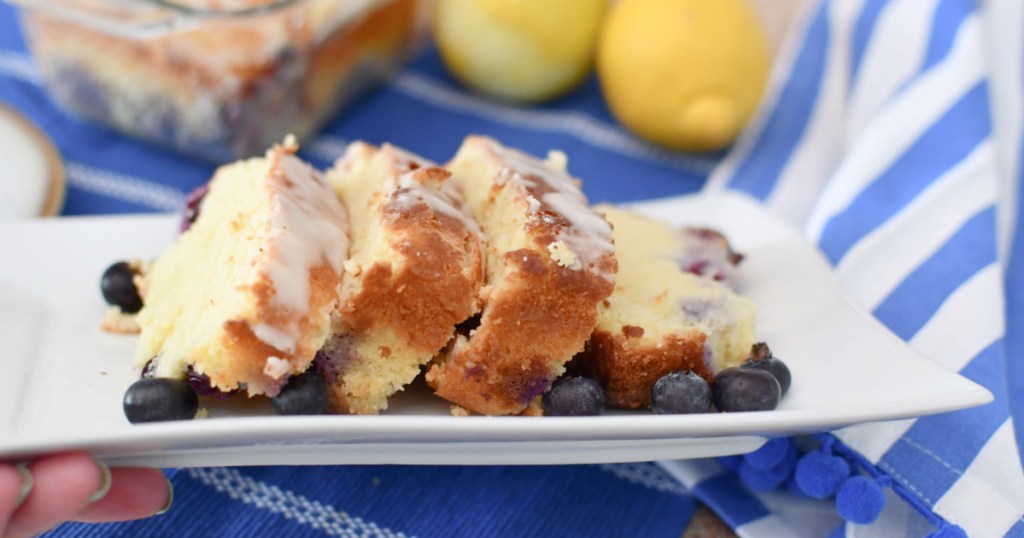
[2,0,1023,536]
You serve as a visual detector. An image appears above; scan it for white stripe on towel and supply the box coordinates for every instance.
[845,0,940,143]
[763,0,861,225]
[188,467,410,538]
[932,421,1024,537]
[0,51,41,84]
[804,14,986,240]
[834,142,996,310]
[65,162,185,211]
[600,463,689,497]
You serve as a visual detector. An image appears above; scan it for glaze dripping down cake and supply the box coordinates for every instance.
[425,136,618,415]
[322,142,484,414]
[134,138,349,396]
[580,206,756,409]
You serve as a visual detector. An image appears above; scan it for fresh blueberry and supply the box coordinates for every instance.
[542,377,604,416]
[271,370,328,415]
[742,356,792,396]
[712,367,781,412]
[101,261,143,314]
[650,370,711,414]
[123,378,199,423]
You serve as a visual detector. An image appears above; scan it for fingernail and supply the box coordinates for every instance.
[13,463,33,509]
[87,460,112,503]
[154,477,173,516]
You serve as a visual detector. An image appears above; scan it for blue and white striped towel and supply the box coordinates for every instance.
[1,0,1023,536]
[662,0,1024,536]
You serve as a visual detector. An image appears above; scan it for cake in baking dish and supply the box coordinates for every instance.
[322,142,484,414]
[22,0,423,160]
[425,136,618,416]
[579,206,756,409]
[133,138,349,397]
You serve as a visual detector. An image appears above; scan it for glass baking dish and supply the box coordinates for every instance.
[9,0,429,161]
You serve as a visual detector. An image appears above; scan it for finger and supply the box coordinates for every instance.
[74,468,172,523]
[4,452,107,538]
[0,464,32,528]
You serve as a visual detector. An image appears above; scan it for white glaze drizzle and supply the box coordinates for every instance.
[251,140,349,352]
[251,322,297,354]
[482,138,615,277]
[381,145,483,237]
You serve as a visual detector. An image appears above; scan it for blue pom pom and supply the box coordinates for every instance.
[836,476,886,525]
[827,523,847,538]
[743,437,791,470]
[794,450,850,498]
[717,455,743,472]
[926,525,968,538]
[739,444,797,491]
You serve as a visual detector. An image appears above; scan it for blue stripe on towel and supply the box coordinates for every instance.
[849,0,889,88]
[872,206,997,341]
[726,0,831,201]
[920,0,974,73]
[692,473,770,528]
[879,340,1006,503]
[818,81,990,264]
[1007,20,1024,473]
[1006,518,1024,537]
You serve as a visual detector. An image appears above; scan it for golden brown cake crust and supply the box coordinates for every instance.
[335,168,482,352]
[428,249,614,415]
[582,328,709,409]
[327,147,484,414]
[212,262,341,396]
[426,136,617,416]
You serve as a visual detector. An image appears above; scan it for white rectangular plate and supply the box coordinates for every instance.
[0,192,992,467]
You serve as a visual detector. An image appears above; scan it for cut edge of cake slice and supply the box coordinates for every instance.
[425,135,617,415]
[322,141,484,414]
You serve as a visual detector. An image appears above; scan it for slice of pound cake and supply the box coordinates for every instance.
[580,206,756,409]
[134,138,349,397]
[425,136,617,415]
[323,142,484,414]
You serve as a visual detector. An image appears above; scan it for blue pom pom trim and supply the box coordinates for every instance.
[714,433,969,535]
[794,449,849,498]
[743,437,791,470]
[836,475,886,525]
[816,434,967,535]
[738,443,797,492]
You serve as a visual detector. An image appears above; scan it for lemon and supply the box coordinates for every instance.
[597,0,771,152]
[433,0,606,102]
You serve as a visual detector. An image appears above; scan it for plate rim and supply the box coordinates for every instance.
[0,102,65,217]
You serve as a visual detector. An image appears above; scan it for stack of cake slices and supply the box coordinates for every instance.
[118,135,756,415]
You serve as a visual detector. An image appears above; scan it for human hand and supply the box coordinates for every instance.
[0,452,172,538]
